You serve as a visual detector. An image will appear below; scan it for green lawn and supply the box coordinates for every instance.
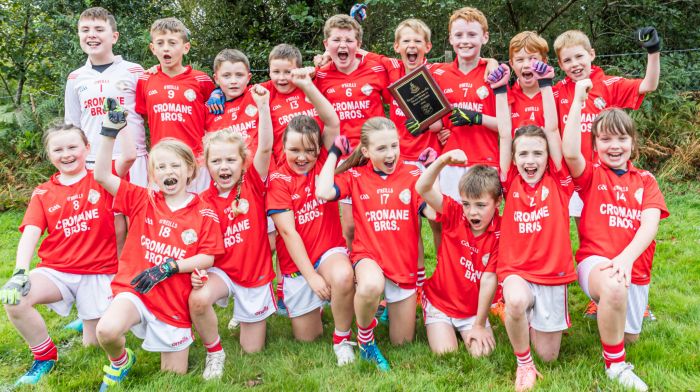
[1,181,699,391]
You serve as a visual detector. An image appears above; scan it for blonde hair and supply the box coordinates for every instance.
[269,44,302,68]
[553,30,592,58]
[449,7,488,34]
[458,165,502,201]
[79,7,117,31]
[43,123,88,151]
[283,115,322,158]
[324,14,363,42]
[213,49,250,73]
[509,31,549,62]
[394,19,431,44]
[150,17,190,43]
[592,108,639,160]
[203,129,249,167]
[148,138,197,186]
[512,125,549,157]
[336,117,396,174]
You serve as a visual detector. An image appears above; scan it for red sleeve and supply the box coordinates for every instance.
[609,76,644,110]
[640,172,669,219]
[19,188,48,233]
[438,196,462,231]
[199,76,216,102]
[485,236,499,273]
[572,160,594,194]
[113,179,147,217]
[195,205,225,256]
[266,171,293,212]
[334,170,354,200]
[135,78,147,115]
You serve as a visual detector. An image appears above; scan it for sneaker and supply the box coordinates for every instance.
[99,348,136,391]
[643,305,657,322]
[606,362,648,391]
[333,340,357,366]
[276,298,289,317]
[202,350,226,380]
[375,300,387,318]
[15,359,56,386]
[228,317,240,330]
[584,300,598,319]
[490,299,506,323]
[359,340,390,372]
[63,318,83,333]
[378,306,389,325]
[515,363,542,392]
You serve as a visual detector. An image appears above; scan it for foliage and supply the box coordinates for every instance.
[0,0,698,205]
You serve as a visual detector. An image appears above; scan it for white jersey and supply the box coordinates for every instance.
[65,56,147,162]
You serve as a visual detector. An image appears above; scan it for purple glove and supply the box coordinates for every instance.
[329,135,352,158]
[487,64,510,93]
[418,147,438,167]
[350,3,367,23]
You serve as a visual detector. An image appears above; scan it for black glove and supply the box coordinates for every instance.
[405,118,428,137]
[636,26,661,54]
[449,108,482,127]
[131,258,179,294]
[100,97,127,138]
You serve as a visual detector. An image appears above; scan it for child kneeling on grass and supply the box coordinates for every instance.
[94,99,223,390]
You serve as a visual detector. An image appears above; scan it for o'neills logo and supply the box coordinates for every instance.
[171,335,190,347]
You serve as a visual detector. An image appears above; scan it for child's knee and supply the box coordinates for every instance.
[188,290,211,315]
[624,333,639,345]
[95,319,121,345]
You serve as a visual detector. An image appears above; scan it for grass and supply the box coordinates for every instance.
[1,181,699,391]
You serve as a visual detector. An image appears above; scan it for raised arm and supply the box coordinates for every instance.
[635,26,661,94]
[250,84,273,178]
[94,98,127,196]
[291,67,340,151]
[532,60,563,170]
[562,79,592,178]
[484,64,513,177]
[415,150,467,214]
[114,122,137,178]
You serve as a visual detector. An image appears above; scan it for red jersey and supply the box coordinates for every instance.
[20,171,117,275]
[205,87,261,157]
[367,54,440,161]
[430,59,497,166]
[554,66,644,161]
[335,162,424,287]
[498,163,576,285]
[201,166,274,288]
[112,181,224,328]
[574,160,668,285]
[260,80,322,166]
[508,81,546,133]
[266,149,345,274]
[424,196,500,318]
[135,66,215,156]
[314,56,388,149]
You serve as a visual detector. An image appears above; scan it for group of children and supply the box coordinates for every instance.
[0,4,668,392]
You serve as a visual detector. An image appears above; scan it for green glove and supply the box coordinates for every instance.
[0,268,30,305]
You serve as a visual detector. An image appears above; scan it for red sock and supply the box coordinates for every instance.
[417,268,426,287]
[204,336,223,353]
[602,340,625,368]
[333,329,352,345]
[109,350,128,368]
[515,348,533,367]
[357,318,378,345]
[30,336,57,361]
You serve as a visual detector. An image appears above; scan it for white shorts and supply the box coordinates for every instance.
[282,246,348,317]
[31,267,113,320]
[267,216,276,234]
[438,165,469,202]
[576,256,649,334]
[116,292,193,352]
[208,267,276,323]
[569,191,584,217]
[503,275,570,332]
[187,166,212,194]
[384,279,416,304]
[422,295,490,331]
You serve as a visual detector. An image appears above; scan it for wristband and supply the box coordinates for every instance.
[493,85,507,95]
[329,144,343,158]
[537,78,553,88]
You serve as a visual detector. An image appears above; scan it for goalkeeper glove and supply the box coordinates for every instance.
[131,258,179,294]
